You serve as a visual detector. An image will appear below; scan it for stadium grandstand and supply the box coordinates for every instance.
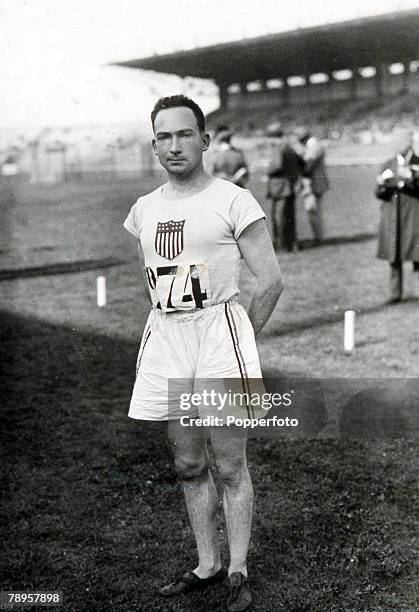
[114,9,419,139]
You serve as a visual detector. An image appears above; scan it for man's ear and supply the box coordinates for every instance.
[152,139,159,156]
[202,132,210,152]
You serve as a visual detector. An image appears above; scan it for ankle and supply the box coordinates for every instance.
[228,566,247,578]
[194,560,222,578]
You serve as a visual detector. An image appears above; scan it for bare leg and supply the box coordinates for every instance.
[210,428,253,577]
[167,420,221,578]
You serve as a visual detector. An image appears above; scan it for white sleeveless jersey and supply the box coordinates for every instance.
[123,178,265,312]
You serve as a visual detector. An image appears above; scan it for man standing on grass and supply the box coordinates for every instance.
[123,95,283,611]
[265,123,304,252]
[296,128,329,244]
[375,127,419,303]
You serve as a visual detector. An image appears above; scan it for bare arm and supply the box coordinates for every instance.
[237,218,284,336]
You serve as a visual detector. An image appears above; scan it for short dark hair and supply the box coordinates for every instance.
[151,95,206,132]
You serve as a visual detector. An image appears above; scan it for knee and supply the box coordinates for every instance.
[174,455,208,481]
[216,457,247,486]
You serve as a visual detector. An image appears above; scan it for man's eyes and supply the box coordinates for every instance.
[156,132,194,140]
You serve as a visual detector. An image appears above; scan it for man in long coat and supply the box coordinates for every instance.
[375,128,419,302]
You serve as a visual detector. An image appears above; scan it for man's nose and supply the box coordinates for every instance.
[170,136,182,154]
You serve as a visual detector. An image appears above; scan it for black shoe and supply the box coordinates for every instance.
[227,572,253,611]
[159,567,225,597]
[386,297,402,305]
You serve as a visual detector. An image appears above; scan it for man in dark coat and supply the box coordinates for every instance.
[296,128,329,243]
[375,128,419,302]
[210,129,249,187]
[266,124,304,251]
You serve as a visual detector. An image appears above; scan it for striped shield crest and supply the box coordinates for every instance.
[155,219,185,260]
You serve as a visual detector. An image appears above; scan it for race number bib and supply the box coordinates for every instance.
[144,262,212,312]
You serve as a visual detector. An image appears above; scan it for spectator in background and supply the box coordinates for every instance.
[204,125,227,175]
[214,125,229,138]
[375,127,419,303]
[210,129,249,187]
[266,123,304,251]
[296,128,329,244]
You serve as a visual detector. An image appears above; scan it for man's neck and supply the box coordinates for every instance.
[165,164,212,198]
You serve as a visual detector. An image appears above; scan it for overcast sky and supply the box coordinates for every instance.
[1,0,418,129]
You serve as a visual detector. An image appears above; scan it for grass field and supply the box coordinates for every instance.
[1,167,418,611]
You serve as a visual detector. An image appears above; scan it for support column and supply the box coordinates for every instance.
[304,75,311,102]
[217,82,228,111]
[238,83,249,110]
[402,61,410,93]
[322,73,333,101]
[282,77,290,105]
[375,64,385,97]
[350,68,358,100]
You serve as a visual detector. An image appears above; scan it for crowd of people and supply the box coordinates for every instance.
[209,90,419,145]
[208,122,329,251]
[207,122,419,303]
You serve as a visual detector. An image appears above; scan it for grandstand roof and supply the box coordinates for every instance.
[114,9,419,84]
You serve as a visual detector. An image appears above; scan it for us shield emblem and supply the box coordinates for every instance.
[155,219,185,260]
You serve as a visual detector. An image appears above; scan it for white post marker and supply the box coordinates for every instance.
[97,276,107,307]
[344,310,355,353]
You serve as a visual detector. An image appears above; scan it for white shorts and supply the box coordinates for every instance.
[128,301,263,421]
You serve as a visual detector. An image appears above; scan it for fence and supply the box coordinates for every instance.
[17,140,159,184]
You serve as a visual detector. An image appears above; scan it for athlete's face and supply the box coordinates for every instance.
[152,107,209,176]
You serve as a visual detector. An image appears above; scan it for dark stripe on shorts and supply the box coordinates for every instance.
[224,303,253,418]
[135,326,151,379]
[227,303,254,418]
